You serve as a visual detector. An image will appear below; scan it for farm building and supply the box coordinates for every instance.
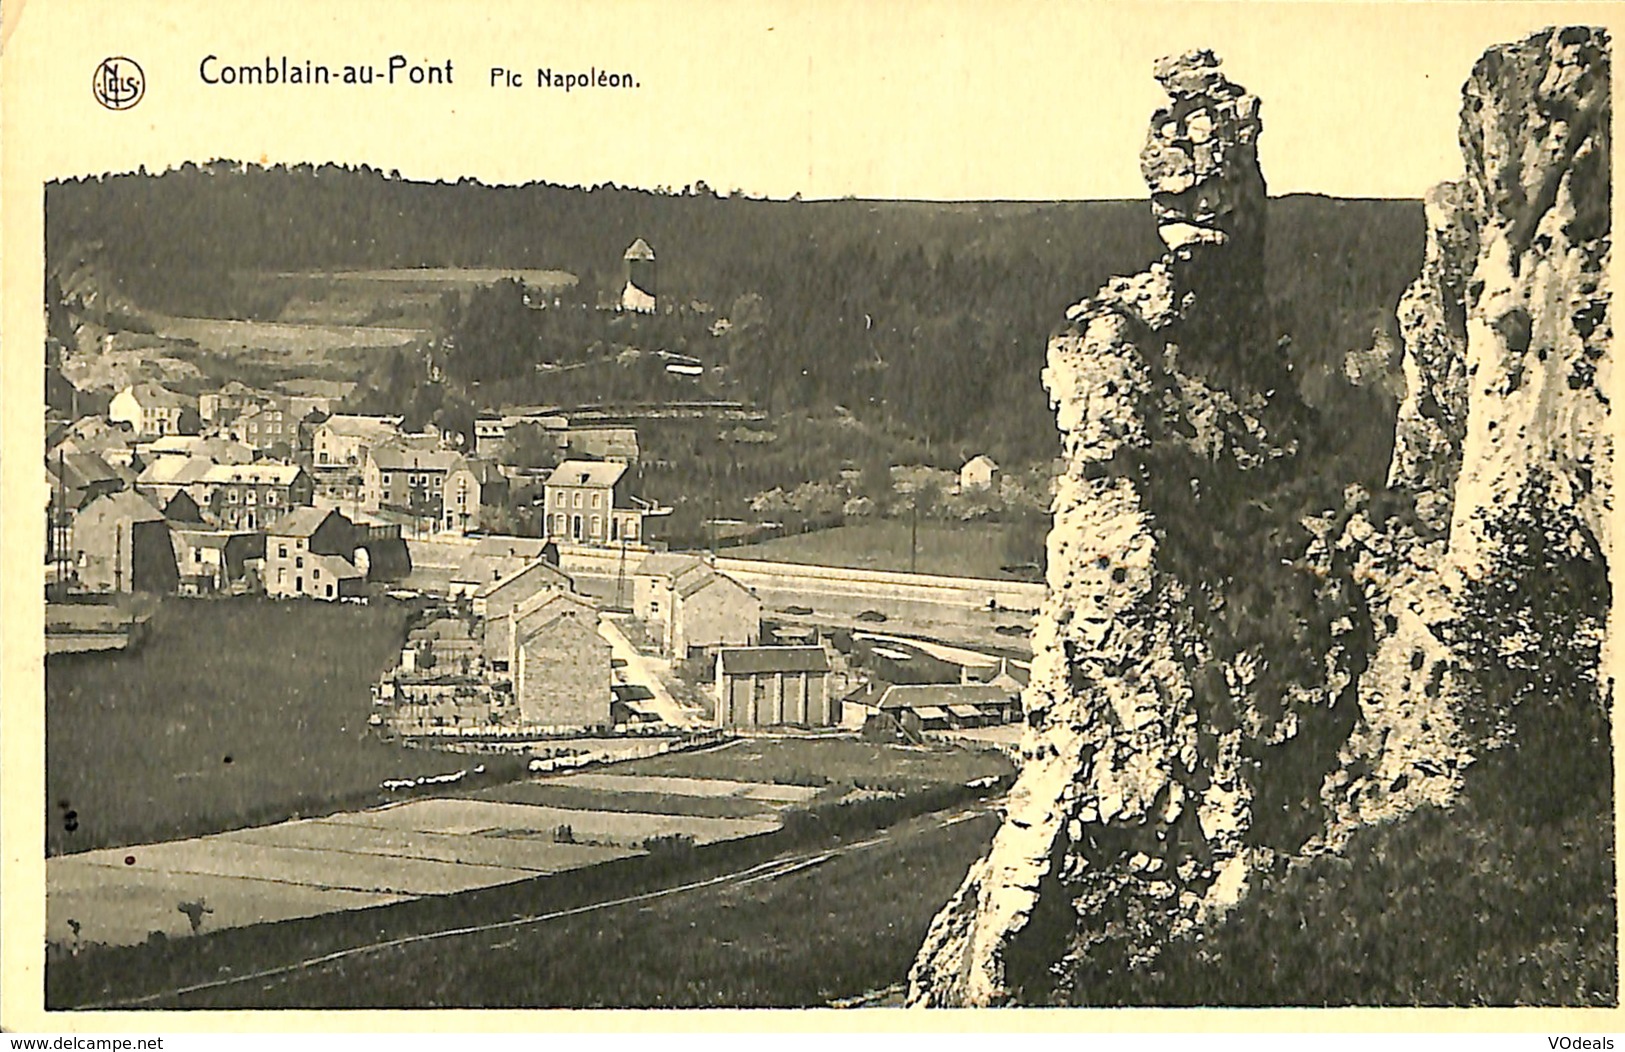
[263,506,365,601]
[713,646,835,728]
[69,489,179,593]
[852,682,1021,739]
[959,454,1000,493]
[312,414,404,468]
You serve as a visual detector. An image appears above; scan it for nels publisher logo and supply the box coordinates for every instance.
[93,57,145,110]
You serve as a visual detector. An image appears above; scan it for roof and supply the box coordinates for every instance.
[81,488,166,524]
[201,462,305,486]
[319,414,403,438]
[472,557,573,599]
[634,552,706,580]
[624,237,655,260]
[676,567,755,601]
[121,383,192,410]
[171,529,236,550]
[962,454,999,472]
[513,591,602,641]
[450,457,506,484]
[369,445,462,472]
[137,455,216,486]
[716,646,831,675]
[53,450,124,489]
[266,506,343,538]
[546,459,627,489]
[874,683,1016,711]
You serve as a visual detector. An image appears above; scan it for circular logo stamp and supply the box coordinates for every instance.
[93,57,145,110]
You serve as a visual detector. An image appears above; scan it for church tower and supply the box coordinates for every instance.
[621,238,657,313]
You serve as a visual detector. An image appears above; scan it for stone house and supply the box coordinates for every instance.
[263,506,364,601]
[959,454,1001,493]
[235,401,297,455]
[632,553,761,657]
[448,536,561,599]
[492,590,611,729]
[313,414,404,468]
[202,463,314,531]
[69,489,178,593]
[541,459,649,545]
[470,557,575,620]
[109,384,200,439]
[442,458,509,534]
[362,445,462,517]
[713,646,835,728]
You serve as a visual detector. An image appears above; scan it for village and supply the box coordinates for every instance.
[44,239,1040,762]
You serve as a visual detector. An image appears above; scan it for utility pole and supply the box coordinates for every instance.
[910,494,919,574]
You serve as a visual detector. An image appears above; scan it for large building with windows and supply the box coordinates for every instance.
[541,459,651,546]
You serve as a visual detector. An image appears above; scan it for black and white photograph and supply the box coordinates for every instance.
[2,0,1617,1024]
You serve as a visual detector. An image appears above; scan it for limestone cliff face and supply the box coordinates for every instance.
[1330,26,1612,836]
[909,29,1610,1006]
[908,52,1349,1006]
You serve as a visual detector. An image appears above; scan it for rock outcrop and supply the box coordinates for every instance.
[909,28,1610,1006]
[909,51,1352,1006]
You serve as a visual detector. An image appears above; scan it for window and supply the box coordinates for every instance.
[573,491,583,508]
[592,492,601,508]
[279,545,287,558]
[296,556,304,569]
[313,568,321,580]
[326,584,334,598]
[277,568,285,583]
[245,490,257,505]
[228,489,239,503]
[591,515,601,538]
[194,549,203,563]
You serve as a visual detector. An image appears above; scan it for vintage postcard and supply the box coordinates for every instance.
[1,0,1620,1035]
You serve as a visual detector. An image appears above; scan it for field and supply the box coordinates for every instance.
[104,806,1001,1009]
[152,315,424,352]
[45,596,469,854]
[725,521,1014,580]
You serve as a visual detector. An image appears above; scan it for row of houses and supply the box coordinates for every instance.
[60,484,401,601]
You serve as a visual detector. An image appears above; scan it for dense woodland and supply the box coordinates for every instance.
[48,164,1423,474]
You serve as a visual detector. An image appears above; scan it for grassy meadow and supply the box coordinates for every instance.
[45,596,469,854]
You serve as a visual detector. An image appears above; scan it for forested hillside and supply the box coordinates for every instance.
[47,165,1421,467]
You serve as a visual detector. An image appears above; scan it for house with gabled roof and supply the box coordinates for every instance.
[264,506,363,601]
[200,462,314,530]
[471,557,575,620]
[442,457,509,534]
[959,454,1001,493]
[362,445,463,518]
[449,536,560,598]
[483,589,610,729]
[69,489,178,593]
[541,459,651,546]
[109,384,200,439]
[313,413,404,468]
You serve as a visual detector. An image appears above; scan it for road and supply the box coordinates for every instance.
[597,614,698,728]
